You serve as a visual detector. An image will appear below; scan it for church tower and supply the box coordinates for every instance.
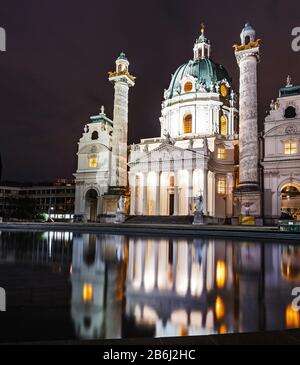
[234,23,262,223]
[109,53,136,188]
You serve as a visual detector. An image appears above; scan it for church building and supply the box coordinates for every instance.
[74,23,300,225]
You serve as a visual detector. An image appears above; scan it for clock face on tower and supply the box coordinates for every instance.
[220,83,228,98]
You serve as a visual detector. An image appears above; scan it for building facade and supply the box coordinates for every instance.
[0,179,75,220]
[262,79,300,222]
[73,23,300,224]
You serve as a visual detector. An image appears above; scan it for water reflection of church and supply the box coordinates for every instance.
[70,234,300,339]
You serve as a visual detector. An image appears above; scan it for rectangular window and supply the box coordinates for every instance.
[89,157,98,168]
[217,148,227,160]
[284,142,297,155]
[217,176,226,195]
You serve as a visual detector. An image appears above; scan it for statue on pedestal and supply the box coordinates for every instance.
[193,192,206,225]
[117,196,126,214]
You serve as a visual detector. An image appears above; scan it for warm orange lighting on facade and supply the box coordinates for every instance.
[83,283,93,303]
[216,260,226,288]
[215,296,225,320]
[286,304,300,329]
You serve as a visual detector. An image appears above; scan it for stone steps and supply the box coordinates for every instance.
[125,215,194,225]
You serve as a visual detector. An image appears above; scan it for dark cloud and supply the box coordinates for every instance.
[0,0,299,181]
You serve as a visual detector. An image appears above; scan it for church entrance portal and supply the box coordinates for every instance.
[85,189,98,222]
[281,185,300,220]
[169,194,174,216]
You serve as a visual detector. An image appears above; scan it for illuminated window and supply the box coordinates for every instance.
[183,114,192,134]
[284,142,297,155]
[217,176,226,195]
[83,283,93,303]
[89,157,98,168]
[184,81,193,93]
[220,115,227,135]
[217,148,226,160]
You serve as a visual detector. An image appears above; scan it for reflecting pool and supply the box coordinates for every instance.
[0,231,300,342]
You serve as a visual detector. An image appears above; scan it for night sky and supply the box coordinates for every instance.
[0,0,299,182]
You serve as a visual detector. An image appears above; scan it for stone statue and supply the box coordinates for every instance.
[117,196,126,213]
[286,75,292,87]
[193,192,206,225]
[194,192,204,214]
[163,130,175,145]
[202,137,208,155]
[270,100,275,110]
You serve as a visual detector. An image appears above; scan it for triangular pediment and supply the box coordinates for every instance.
[129,142,203,165]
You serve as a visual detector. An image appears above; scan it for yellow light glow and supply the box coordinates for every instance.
[284,142,297,155]
[217,176,226,195]
[89,157,98,168]
[83,283,93,303]
[220,84,228,98]
[215,296,225,320]
[220,115,228,135]
[184,81,193,93]
[216,260,226,289]
[183,114,192,134]
[217,148,227,160]
[219,324,228,334]
[286,304,300,329]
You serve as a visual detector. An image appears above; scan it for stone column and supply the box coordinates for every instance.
[188,170,193,215]
[235,46,260,191]
[203,169,208,215]
[142,172,148,215]
[234,31,262,220]
[155,172,160,215]
[109,58,135,188]
[130,176,136,215]
[111,81,130,187]
[174,171,179,216]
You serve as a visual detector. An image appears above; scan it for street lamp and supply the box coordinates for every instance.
[48,206,54,222]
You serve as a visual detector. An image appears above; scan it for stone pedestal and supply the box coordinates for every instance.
[234,191,262,225]
[100,187,129,223]
[115,212,127,224]
[193,212,206,225]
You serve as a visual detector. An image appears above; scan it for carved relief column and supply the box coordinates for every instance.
[235,39,260,191]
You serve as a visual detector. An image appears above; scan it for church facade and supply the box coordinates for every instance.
[74,23,300,225]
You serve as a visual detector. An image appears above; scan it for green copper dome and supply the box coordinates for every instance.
[166,58,232,99]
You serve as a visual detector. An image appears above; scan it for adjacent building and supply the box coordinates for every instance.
[262,79,300,223]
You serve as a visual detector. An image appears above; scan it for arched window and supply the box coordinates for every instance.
[285,106,296,119]
[89,156,98,168]
[183,114,192,134]
[245,35,251,45]
[220,115,227,135]
[91,131,99,140]
[184,81,193,93]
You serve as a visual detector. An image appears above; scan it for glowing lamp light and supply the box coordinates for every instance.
[215,296,225,320]
[83,283,93,303]
[286,304,300,329]
[216,260,226,289]
[219,324,228,334]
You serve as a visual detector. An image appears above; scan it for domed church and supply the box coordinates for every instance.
[128,25,239,218]
[74,23,300,225]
